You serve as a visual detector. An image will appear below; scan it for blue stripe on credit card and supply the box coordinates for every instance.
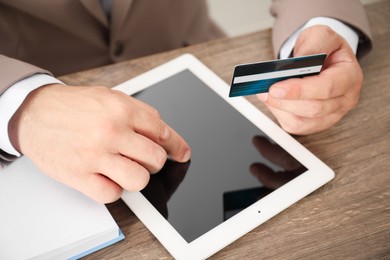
[229,54,327,97]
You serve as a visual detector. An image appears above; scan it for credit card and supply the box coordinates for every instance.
[229,53,327,97]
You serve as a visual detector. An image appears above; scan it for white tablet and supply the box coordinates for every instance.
[115,54,334,259]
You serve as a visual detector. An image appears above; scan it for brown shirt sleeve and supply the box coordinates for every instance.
[0,55,52,95]
[270,0,373,58]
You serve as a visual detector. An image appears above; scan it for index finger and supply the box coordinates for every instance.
[131,103,191,163]
[156,123,191,163]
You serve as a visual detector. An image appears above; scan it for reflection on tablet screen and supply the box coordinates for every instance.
[137,70,307,242]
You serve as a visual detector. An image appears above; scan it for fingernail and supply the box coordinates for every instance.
[257,93,268,102]
[270,87,286,98]
[182,149,191,162]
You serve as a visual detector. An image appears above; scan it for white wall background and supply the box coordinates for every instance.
[207,0,384,37]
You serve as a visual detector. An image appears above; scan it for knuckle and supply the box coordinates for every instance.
[96,85,110,92]
[101,188,123,203]
[95,108,131,137]
[130,171,150,191]
[111,97,131,118]
[311,24,334,37]
[93,118,121,142]
[150,146,167,173]
[156,151,167,171]
[354,67,364,91]
[149,106,161,118]
[302,26,316,36]
[92,181,123,204]
[321,25,334,35]
[89,105,130,145]
[325,80,337,98]
[279,116,305,134]
[358,68,364,83]
[345,94,360,111]
[89,85,110,95]
[306,101,324,118]
[344,69,363,111]
[351,95,360,108]
[158,121,170,142]
[302,25,331,40]
[299,27,312,39]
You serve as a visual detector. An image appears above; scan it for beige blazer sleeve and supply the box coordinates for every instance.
[270,0,373,58]
[0,55,51,95]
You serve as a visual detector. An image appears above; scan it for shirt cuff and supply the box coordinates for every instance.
[279,17,359,59]
[0,74,63,156]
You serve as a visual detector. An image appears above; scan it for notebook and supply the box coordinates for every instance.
[0,156,124,259]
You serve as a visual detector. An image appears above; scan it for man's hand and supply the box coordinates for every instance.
[257,25,363,134]
[9,84,191,203]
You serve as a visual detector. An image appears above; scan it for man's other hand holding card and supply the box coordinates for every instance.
[256,25,363,135]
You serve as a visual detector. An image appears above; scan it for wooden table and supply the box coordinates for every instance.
[60,2,390,259]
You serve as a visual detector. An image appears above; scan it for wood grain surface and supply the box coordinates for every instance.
[59,2,390,259]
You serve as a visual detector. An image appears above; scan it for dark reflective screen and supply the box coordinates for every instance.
[136,70,306,242]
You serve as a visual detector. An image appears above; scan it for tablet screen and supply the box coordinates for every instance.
[135,70,307,243]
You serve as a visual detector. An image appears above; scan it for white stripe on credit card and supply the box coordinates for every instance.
[233,65,322,84]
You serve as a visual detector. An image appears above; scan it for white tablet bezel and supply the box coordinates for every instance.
[115,54,334,260]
